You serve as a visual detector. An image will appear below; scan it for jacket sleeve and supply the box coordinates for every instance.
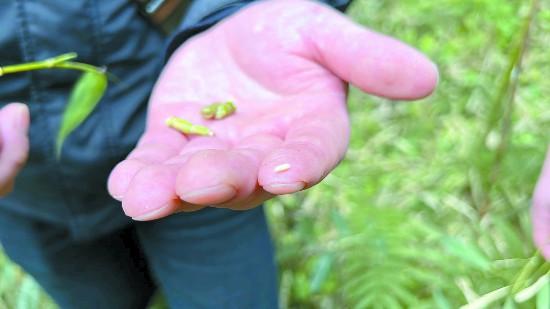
[166,0,352,57]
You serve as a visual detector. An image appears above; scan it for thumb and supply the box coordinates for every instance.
[0,103,30,196]
[302,1,439,100]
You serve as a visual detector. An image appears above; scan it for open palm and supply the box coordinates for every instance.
[108,0,438,220]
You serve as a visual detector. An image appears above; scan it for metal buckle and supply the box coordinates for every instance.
[134,0,188,34]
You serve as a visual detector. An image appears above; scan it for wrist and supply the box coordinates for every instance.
[166,0,256,58]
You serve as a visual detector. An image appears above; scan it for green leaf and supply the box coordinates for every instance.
[441,236,492,271]
[16,277,40,309]
[511,253,543,294]
[56,70,107,158]
[492,217,526,257]
[310,253,333,293]
[433,289,453,309]
[537,278,549,309]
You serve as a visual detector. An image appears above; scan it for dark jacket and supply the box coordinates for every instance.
[0,0,350,240]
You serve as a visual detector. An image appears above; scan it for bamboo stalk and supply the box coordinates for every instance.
[477,0,539,215]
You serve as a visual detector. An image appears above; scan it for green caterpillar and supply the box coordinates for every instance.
[201,101,236,120]
[165,117,214,136]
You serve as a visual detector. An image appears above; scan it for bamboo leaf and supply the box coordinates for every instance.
[442,237,491,271]
[492,217,526,256]
[502,297,518,309]
[433,289,453,309]
[460,286,510,309]
[310,253,332,293]
[515,274,550,303]
[536,278,549,309]
[510,253,543,294]
[56,70,107,157]
[16,277,40,309]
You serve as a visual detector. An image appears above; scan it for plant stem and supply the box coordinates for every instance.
[510,252,543,294]
[488,0,538,177]
[56,62,106,74]
[0,53,102,76]
[476,0,539,216]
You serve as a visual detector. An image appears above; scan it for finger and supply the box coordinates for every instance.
[213,189,274,211]
[0,103,30,194]
[122,160,208,219]
[107,129,186,200]
[303,2,438,99]
[108,101,201,200]
[122,163,191,220]
[176,134,282,205]
[218,134,282,209]
[121,136,231,218]
[259,108,349,195]
[533,147,550,260]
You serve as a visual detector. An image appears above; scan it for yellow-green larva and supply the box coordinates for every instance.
[165,116,214,136]
[201,101,236,120]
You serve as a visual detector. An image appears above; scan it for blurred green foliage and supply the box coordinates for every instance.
[1,0,549,308]
[270,0,549,307]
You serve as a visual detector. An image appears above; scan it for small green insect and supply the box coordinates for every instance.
[165,116,214,136]
[201,101,236,120]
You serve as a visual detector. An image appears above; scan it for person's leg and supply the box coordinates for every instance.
[0,210,156,309]
[137,206,278,309]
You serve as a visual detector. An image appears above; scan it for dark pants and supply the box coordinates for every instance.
[0,207,278,309]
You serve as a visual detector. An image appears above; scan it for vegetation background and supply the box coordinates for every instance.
[1,0,549,308]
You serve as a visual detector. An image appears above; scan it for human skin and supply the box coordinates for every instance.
[533,147,550,260]
[0,0,546,261]
[107,0,439,218]
[0,103,29,196]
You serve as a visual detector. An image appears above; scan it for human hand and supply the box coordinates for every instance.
[533,147,550,260]
[0,103,30,196]
[108,0,438,220]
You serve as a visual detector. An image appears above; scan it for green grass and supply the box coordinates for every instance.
[2,0,550,308]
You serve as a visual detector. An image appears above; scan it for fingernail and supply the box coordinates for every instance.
[264,182,305,194]
[132,204,172,221]
[180,184,236,203]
